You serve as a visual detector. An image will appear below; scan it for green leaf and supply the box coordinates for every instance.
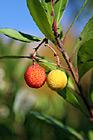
[77,39,93,80]
[90,71,93,103]
[54,0,69,26]
[57,87,82,111]
[67,77,91,117]
[57,24,63,41]
[67,77,75,89]
[88,130,93,140]
[27,0,56,43]
[41,0,53,26]
[73,16,93,53]
[0,28,42,43]
[31,111,85,140]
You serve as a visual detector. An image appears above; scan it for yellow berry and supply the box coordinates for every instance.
[47,70,67,91]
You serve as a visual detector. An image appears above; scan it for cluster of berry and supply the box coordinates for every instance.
[24,65,67,91]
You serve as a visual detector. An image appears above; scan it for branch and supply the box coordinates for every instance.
[55,36,92,118]
[51,0,93,118]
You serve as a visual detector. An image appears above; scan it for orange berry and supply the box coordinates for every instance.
[24,65,46,88]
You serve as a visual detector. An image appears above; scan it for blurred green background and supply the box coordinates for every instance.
[0,0,93,140]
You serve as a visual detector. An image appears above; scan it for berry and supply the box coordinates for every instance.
[47,70,67,91]
[24,65,46,88]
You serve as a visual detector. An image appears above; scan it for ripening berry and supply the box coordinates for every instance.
[24,65,46,88]
[47,70,67,91]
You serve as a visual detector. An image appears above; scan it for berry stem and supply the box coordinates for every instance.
[34,54,70,71]
[32,52,36,65]
[45,44,61,69]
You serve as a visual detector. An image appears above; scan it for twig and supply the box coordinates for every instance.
[32,38,48,64]
[0,55,70,71]
[0,55,31,59]
[33,38,47,51]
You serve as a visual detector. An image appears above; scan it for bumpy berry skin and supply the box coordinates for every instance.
[24,65,46,88]
[47,70,67,91]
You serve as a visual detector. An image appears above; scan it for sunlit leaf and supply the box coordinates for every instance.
[67,77,75,89]
[54,0,69,26]
[41,0,53,26]
[73,16,93,53]
[88,130,93,140]
[57,24,63,41]
[77,39,93,80]
[0,28,42,43]
[27,0,56,43]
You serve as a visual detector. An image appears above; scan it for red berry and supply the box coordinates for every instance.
[24,65,46,88]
